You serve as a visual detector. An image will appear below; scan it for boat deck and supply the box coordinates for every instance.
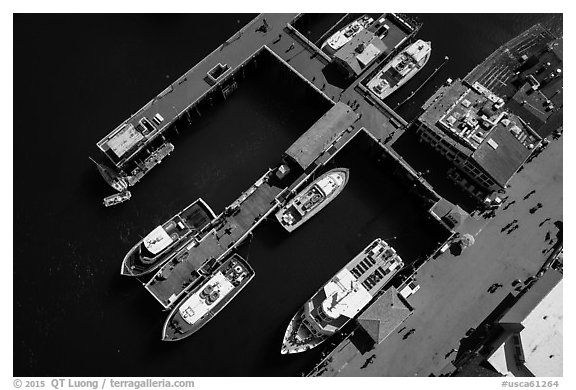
[146,171,284,308]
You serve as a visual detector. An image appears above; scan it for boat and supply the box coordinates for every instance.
[89,157,128,192]
[321,15,374,56]
[162,253,254,341]
[275,168,349,233]
[103,191,131,207]
[366,39,432,100]
[281,238,404,354]
[121,198,216,277]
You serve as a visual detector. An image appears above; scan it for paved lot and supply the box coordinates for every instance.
[329,136,562,376]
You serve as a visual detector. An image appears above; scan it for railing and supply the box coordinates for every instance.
[97,14,266,167]
[284,22,331,63]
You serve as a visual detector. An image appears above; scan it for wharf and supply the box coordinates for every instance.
[126,142,174,186]
[463,23,562,138]
[95,13,420,183]
[312,133,563,377]
[146,102,360,309]
[97,14,299,169]
[146,168,284,308]
[141,98,447,311]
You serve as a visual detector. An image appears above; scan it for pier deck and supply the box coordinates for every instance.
[146,169,284,308]
[313,132,563,377]
[96,13,416,175]
[144,102,362,308]
[97,14,298,168]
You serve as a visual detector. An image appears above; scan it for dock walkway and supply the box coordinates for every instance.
[96,13,415,174]
[145,102,361,309]
[97,14,298,169]
[316,134,563,377]
[146,168,284,308]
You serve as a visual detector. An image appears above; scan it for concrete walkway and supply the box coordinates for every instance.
[330,136,562,376]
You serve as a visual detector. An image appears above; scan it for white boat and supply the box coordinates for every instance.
[276,168,349,233]
[103,191,131,207]
[162,254,254,341]
[281,238,404,354]
[321,15,374,56]
[366,39,432,100]
[121,198,216,277]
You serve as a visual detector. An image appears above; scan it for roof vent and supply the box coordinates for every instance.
[446,115,457,126]
[487,138,499,150]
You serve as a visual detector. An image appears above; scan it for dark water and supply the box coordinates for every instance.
[291,14,346,45]
[14,13,560,376]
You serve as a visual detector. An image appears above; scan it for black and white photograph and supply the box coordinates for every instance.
[9,1,567,385]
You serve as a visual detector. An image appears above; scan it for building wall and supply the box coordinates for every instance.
[417,124,501,196]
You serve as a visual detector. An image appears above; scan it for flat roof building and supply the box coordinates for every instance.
[285,102,358,171]
[416,79,540,200]
[487,269,563,377]
[452,268,562,377]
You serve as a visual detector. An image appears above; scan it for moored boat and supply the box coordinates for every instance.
[281,238,404,354]
[275,168,349,233]
[366,39,432,100]
[121,198,216,277]
[162,253,254,341]
[321,15,374,56]
[103,191,131,207]
[89,157,128,192]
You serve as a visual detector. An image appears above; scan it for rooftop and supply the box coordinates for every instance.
[471,120,534,187]
[333,25,388,76]
[419,79,538,186]
[285,102,358,170]
[357,287,412,344]
[489,269,563,377]
[464,23,558,99]
[430,198,467,230]
[504,39,563,137]
[462,24,562,138]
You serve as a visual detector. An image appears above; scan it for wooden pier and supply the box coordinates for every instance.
[145,103,361,309]
[94,13,421,187]
[146,168,285,308]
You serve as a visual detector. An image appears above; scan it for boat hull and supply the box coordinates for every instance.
[161,254,254,341]
[120,198,216,277]
[367,40,432,100]
[321,15,374,57]
[281,308,327,354]
[280,238,404,354]
[275,168,349,233]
